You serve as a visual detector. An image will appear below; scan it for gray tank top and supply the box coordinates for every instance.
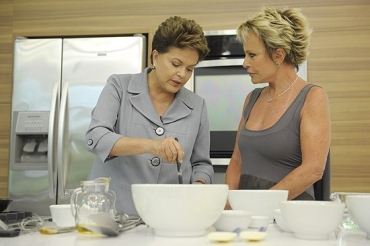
[238,84,316,198]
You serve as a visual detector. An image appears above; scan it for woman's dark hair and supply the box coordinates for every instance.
[151,16,210,64]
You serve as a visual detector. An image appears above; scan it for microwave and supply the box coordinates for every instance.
[185,30,307,164]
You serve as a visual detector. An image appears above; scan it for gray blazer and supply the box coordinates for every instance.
[85,67,214,215]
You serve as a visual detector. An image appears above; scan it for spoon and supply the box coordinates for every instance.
[174,137,183,184]
[88,213,119,229]
[81,224,119,237]
[79,213,120,237]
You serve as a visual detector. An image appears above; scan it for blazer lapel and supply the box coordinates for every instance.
[128,68,162,126]
[163,88,194,124]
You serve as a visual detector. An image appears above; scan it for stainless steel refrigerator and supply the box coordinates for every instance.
[8,35,147,216]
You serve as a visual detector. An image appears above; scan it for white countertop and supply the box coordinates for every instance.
[1,224,369,246]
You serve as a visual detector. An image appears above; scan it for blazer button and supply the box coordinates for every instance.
[151,157,161,166]
[87,139,93,146]
[155,127,165,136]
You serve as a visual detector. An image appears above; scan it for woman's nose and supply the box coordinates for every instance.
[242,57,250,69]
[177,68,186,77]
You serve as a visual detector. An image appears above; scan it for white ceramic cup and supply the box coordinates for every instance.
[49,204,75,228]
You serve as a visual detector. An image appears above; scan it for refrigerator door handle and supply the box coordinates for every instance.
[57,81,70,199]
[48,82,59,198]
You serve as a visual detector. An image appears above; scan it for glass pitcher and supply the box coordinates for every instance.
[330,192,363,231]
[70,177,116,233]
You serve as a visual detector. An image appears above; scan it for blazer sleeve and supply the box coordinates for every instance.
[85,74,128,162]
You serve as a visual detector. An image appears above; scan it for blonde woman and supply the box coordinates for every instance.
[225,7,331,205]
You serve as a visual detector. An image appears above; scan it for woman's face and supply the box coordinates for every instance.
[242,31,276,84]
[152,47,199,93]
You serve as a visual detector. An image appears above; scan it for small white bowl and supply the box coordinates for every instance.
[273,208,292,232]
[49,204,75,228]
[213,210,252,232]
[346,195,370,239]
[249,216,269,229]
[228,190,288,223]
[280,201,345,240]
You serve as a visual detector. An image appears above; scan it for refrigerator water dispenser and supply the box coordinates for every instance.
[11,111,49,170]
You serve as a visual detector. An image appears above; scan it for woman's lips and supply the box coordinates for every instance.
[172,80,182,86]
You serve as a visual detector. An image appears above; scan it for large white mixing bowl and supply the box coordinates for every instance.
[228,190,288,223]
[132,184,228,237]
[346,195,370,239]
[280,201,345,240]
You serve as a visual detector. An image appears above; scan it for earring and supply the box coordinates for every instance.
[152,64,156,69]
[275,62,280,67]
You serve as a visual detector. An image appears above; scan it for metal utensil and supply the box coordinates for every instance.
[118,217,144,232]
[81,213,120,237]
[82,224,119,237]
[174,137,183,184]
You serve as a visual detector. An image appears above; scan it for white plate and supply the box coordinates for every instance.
[207,232,237,242]
[240,231,267,241]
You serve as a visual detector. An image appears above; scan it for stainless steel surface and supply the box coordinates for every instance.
[48,82,59,198]
[57,82,69,199]
[196,59,244,68]
[176,159,183,184]
[8,36,147,216]
[203,30,236,36]
[83,224,119,237]
[211,158,230,166]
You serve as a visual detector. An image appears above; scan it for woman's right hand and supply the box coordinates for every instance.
[152,137,184,164]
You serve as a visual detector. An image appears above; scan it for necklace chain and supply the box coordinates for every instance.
[267,75,299,103]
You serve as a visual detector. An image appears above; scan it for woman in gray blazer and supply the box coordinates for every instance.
[85,16,214,215]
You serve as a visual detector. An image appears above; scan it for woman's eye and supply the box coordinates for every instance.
[187,68,193,72]
[249,53,256,58]
[172,63,180,67]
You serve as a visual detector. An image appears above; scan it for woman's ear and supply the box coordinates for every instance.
[273,48,285,64]
[152,50,159,65]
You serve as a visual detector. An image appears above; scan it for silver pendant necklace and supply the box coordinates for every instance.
[267,75,299,103]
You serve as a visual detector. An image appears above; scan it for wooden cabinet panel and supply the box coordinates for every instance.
[0,104,11,198]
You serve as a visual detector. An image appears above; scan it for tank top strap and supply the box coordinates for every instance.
[243,87,264,120]
[301,84,317,94]
[293,84,318,112]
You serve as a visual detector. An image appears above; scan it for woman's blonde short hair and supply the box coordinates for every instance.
[237,6,312,70]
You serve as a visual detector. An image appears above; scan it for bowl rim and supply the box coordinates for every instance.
[221,210,253,216]
[228,189,288,193]
[50,204,71,208]
[346,195,370,199]
[280,201,345,206]
[132,184,229,188]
